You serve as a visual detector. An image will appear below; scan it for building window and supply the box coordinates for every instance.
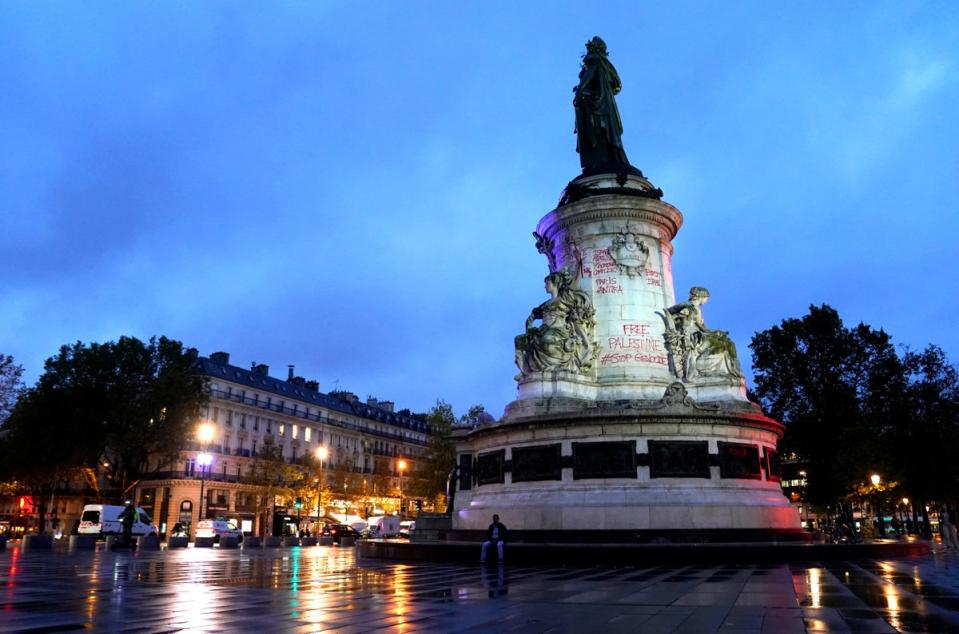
[179,500,194,527]
[226,411,233,426]
[253,416,259,431]
[240,414,246,429]
[304,427,312,443]
[208,489,228,509]
[292,424,299,440]
[279,424,286,437]
[212,407,219,423]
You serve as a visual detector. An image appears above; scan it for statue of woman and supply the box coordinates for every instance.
[515,272,597,376]
[573,36,634,176]
[662,287,743,381]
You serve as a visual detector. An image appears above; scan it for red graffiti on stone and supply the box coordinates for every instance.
[645,269,662,287]
[600,352,668,366]
[591,249,618,275]
[595,277,623,294]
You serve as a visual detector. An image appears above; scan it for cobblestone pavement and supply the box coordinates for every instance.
[4,543,959,633]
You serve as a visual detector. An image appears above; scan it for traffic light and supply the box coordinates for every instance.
[294,497,303,509]
[415,499,423,512]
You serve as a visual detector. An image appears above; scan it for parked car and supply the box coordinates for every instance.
[196,518,243,543]
[322,524,362,544]
[78,504,158,539]
[399,520,415,539]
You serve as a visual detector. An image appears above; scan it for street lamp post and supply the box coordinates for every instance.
[397,459,408,518]
[799,470,809,530]
[901,497,911,535]
[195,422,216,535]
[870,473,884,538]
[197,452,212,525]
[315,446,328,532]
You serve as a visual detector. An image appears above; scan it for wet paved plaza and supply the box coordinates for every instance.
[4,544,959,633]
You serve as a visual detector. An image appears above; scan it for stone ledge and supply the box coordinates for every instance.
[443,528,811,544]
[359,538,930,566]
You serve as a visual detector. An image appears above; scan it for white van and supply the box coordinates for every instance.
[78,504,158,538]
[366,515,400,538]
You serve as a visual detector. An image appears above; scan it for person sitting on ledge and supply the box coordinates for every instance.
[480,514,508,564]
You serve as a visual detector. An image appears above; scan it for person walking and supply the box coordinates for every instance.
[942,507,959,549]
[118,502,137,550]
[480,514,508,564]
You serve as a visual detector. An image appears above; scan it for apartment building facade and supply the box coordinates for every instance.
[137,351,430,537]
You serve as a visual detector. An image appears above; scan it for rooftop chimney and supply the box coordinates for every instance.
[251,363,270,377]
[288,365,295,380]
[305,380,319,392]
[210,351,230,364]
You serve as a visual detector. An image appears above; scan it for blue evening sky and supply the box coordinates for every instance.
[2,2,957,417]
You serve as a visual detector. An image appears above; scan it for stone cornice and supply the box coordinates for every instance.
[470,407,785,441]
[537,195,684,243]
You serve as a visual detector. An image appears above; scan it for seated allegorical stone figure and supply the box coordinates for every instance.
[515,271,597,377]
[660,287,743,381]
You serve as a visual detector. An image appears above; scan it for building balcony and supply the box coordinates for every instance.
[209,388,427,446]
[147,470,246,485]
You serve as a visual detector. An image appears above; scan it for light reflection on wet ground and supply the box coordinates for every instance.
[4,545,959,632]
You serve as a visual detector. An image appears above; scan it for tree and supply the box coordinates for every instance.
[0,336,207,513]
[890,345,959,531]
[0,386,101,533]
[0,353,24,426]
[409,401,491,509]
[245,436,303,536]
[750,305,902,508]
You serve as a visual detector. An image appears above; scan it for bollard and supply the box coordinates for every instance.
[319,535,333,546]
[138,534,161,551]
[194,536,215,548]
[243,536,261,549]
[23,534,53,551]
[104,536,117,551]
[167,536,189,549]
[339,536,355,547]
[301,537,317,546]
[0,536,7,552]
[264,536,282,548]
[69,535,98,551]
[282,537,301,547]
[219,535,240,549]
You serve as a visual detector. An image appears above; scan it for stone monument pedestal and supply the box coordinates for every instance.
[452,171,799,540]
[453,387,800,540]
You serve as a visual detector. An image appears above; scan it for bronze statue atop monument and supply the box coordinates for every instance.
[573,36,641,177]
